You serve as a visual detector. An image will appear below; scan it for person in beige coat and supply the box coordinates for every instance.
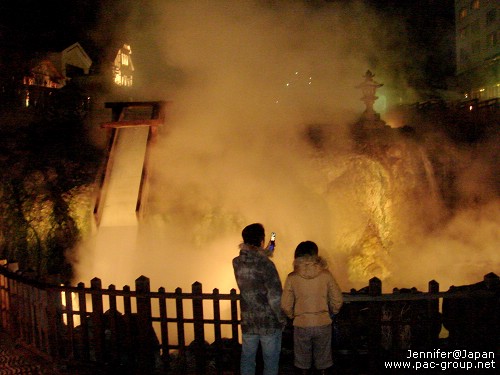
[281,241,343,375]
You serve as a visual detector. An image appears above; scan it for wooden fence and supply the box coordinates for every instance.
[0,260,498,374]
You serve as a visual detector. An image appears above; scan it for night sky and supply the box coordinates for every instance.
[0,0,102,45]
[0,0,456,89]
[1,0,115,69]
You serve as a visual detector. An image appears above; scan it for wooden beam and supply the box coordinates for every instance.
[100,119,163,128]
[104,101,169,109]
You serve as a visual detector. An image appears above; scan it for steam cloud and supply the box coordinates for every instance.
[74,0,499,294]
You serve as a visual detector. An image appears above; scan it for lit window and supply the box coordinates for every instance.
[471,0,480,10]
[122,53,129,66]
[460,7,467,19]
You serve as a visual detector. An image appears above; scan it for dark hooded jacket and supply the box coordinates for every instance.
[281,255,343,327]
[233,243,285,334]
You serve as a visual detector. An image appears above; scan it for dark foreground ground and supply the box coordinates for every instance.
[2,329,497,374]
[0,328,368,374]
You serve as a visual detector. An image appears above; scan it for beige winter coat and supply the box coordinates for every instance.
[281,255,343,327]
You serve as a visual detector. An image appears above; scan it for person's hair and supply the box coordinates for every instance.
[294,241,319,258]
[242,223,265,247]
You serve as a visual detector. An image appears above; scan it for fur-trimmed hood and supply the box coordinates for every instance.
[293,255,328,279]
[282,254,343,327]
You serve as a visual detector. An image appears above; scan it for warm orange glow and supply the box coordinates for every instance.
[74,1,499,296]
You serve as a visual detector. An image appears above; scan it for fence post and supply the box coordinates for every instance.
[90,277,105,363]
[107,284,119,367]
[192,281,205,344]
[213,288,222,343]
[7,278,19,337]
[428,280,440,346]
[136,275,156,373]
[212,288,223,372]
[45,284,56,356]
[158,287,169,368]
[479,273,499,348]
[121,284,134,366]
[368,277,382,372]
[230,288,240,373]
[0,264,8,329]
[77,282,90,362]
[192,281,206,374]
[175,287,185,353]
[45,281,64,359]
[369,277,382,296]
[18,282,28,343]
[230,288,239,343]
[33,287,45,352]
[484,272,499,288]
[64,282,75,359]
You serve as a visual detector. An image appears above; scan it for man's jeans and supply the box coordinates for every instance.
[241,330,282,375]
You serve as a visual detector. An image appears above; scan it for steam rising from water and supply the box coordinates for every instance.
[74,1,499,293]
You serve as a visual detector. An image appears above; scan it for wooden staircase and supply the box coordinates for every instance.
[93,101,169,225]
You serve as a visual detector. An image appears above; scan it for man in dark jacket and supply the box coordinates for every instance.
[233,223,285,375]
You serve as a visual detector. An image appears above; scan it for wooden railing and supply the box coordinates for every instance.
[0,260,498,374]
[411,97,499,113]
